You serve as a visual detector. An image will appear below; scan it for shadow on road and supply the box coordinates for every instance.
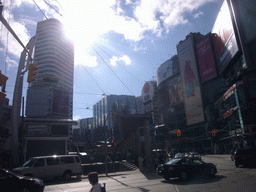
[107,174,152,192]
[44,177,82,186]
[161,175,226,185]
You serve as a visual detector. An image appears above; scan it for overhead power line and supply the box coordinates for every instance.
[32,0,48,20]
[90,44,135,96]
[94,43,144,85]
[81,64,106,95]
[43,0,62,17]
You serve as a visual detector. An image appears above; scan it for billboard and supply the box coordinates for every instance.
[141,81,156,113]
[141,81,156,103]
[158,76,184,113]
[212,0,239,73]
[52,89,69,117]
[230,0,256,44]
[157,55,179,86]
[196,35,217,83]
[177,36,205,125]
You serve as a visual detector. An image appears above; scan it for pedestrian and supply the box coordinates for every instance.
[88,172,105,192]
[138,156,144,171]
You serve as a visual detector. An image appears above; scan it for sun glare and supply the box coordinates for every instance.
[63,20,99,48]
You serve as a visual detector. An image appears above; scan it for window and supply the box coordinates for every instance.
[182,159,193,165]
[47,157,59,166]
[75,156,80,163]
[34,159,44,167]
[193,159,203,165]
[60,157,75,164]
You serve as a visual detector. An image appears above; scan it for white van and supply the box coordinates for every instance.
[13,155,83,180]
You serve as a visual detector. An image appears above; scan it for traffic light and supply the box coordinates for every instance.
[177,129,181,136]
[212,130,216,136]
[27,63,38,83]
[112,111,116,123]
[111,140,114,147]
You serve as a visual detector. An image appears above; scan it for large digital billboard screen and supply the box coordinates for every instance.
[158,76,183,113]
[212,0,239,73]
[196,35,217,83]
[231,0,256,44]
[157,55,179,86]
[177,36,205,125]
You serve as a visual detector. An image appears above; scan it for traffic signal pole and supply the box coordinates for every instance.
[0,2,37,166]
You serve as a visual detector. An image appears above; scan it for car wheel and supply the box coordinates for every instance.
[20,188,30,192]
[209,167,216,176]
[63,171,71,181]
[179,171,188,180]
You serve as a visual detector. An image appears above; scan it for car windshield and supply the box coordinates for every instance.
[175,153,184,157]
[22,158,37,167]
[165,158,181,165]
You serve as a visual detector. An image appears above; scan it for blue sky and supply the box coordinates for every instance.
[0,0,223,120]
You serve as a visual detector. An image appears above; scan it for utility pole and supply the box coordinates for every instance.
[104,113,108,175]
[0,2,36,166]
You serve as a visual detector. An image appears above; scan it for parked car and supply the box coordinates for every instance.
[157,157,217,181]
[234,148,256,167]
[188,152,201,159]
[13,155,83,181]
[174,153,185,158]
[0,168,45,192]
[184,153,190,157]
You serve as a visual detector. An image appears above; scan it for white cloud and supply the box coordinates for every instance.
[2,0,214,69]
[194,11,203,18]
[111,55,131,66]
[73,115,80,120]
[0,9,31,60]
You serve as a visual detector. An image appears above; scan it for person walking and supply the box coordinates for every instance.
[88,172,105,192]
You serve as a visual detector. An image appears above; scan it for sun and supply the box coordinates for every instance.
[63,19,99,49]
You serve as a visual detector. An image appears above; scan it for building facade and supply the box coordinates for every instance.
[92,95,136,146]
[23,18,75,160]
[26,18,74,119]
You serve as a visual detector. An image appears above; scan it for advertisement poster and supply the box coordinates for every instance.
[158,76,183,114]
[157,55,180,86]
[157,59,173,86]
[196,36,217,83]
[212,0,239,73]
[177,36,204,125]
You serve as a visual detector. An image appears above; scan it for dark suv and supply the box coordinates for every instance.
[234,148,256,167]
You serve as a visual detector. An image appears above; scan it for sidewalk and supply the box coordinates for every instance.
[44,169,160,192]
[44,154,232,192]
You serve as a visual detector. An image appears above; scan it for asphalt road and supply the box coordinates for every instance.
[44,154,256,192]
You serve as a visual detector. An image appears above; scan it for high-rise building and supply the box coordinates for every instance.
[26,18,74,119]
[23,19,75,159]
[93,95,136,143]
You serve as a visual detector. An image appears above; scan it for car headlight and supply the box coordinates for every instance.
[34,178,44,186]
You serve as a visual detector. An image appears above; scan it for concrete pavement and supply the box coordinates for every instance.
[44,169,162,192]
[44,154,232,192]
